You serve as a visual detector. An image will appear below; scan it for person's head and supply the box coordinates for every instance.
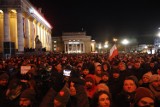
[19,89,36,107]
[134,87,155,107]
[149,74,160,88]
[54,62,62,72]
[102,62,110,71]
[68,76,85,97]
[118,62,126,71]
[142,72,152,83]
[112,68,120,79]
[134,61,141,69]
[96,83,110,93]
[82,68,90,76]
[0,72,9,86]
[92,90,111,107]
[149,62,155,68]
[69,81,76,96]
[54,86,70,107]
[101,72,109,82]
[123,75,138,93]
[95,65,102,76]
[85,74,96,89]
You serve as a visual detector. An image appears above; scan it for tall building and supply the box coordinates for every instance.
[0,0,52,54]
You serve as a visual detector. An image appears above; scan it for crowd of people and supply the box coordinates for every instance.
[0,52,160,107]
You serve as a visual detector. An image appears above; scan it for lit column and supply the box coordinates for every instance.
[31,23,35,48]
[17,9,24,52]
[64,43,66,53]
[83,42,85,53]
[67,43,69,53]
[3,9,10,42]
[80,43,81,53]
[25,18,29,48]
[71,43,73,53]
[76,44,77,53]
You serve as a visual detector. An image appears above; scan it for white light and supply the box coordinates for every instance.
[29,8,52,28]
[144,46,148,49]
[0,10,3,13]
[104,44,108,48]
[113,38,118,42]
[98,44,102,49]
[68,42,80,44]
[158,32,160,37]
[121,39,129,45]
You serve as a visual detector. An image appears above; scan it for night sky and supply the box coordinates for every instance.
[29,0,160,44]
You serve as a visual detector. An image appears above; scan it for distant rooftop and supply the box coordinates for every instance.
[62,32,86,36]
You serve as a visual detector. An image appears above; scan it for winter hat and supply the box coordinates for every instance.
[125,75,139,87]
[54,85,70,106]
[143,72,152,79]
[135,87,155,103]
[96,83,109,92]
[0,72,9,80]
[149,74,160,83]
[20,88,36,102]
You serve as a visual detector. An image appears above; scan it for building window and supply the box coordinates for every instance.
[54,48,56,51]
[54,41,57,43]
[54,45,56,47]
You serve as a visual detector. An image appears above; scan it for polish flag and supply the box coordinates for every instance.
[109,44,118,61]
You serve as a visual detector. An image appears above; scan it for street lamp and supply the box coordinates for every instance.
[121,39,129,52]
[113,38,118,43]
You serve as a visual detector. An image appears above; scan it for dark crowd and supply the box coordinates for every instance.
[1,52,160,107]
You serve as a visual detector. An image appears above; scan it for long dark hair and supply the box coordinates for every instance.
[91,90,112,107]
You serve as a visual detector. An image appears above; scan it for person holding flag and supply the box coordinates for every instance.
[108,44,118,61]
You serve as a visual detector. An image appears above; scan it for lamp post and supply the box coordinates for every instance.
[121,39,129,53]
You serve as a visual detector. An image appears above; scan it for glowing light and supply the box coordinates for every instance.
[0,10,3,13]
[98,44,102,49]
[68,42,80,44]
[121,39,129,45]
[158,32,160,37]
[113,38,118,42]
[11,9,17,13]
[29,8,52,28]
[144,46,148,49]
[104,44,108,48]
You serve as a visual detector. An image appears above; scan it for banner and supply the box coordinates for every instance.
[109,44,118,60]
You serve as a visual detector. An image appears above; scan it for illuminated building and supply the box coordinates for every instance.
[61,32,94,53]
[0,0,52,54]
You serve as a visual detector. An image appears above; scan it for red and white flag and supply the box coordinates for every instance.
[109,44,118,60]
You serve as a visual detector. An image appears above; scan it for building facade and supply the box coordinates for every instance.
[0,0,52,54]
[52,32,95,53]
[52,36,63,53]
